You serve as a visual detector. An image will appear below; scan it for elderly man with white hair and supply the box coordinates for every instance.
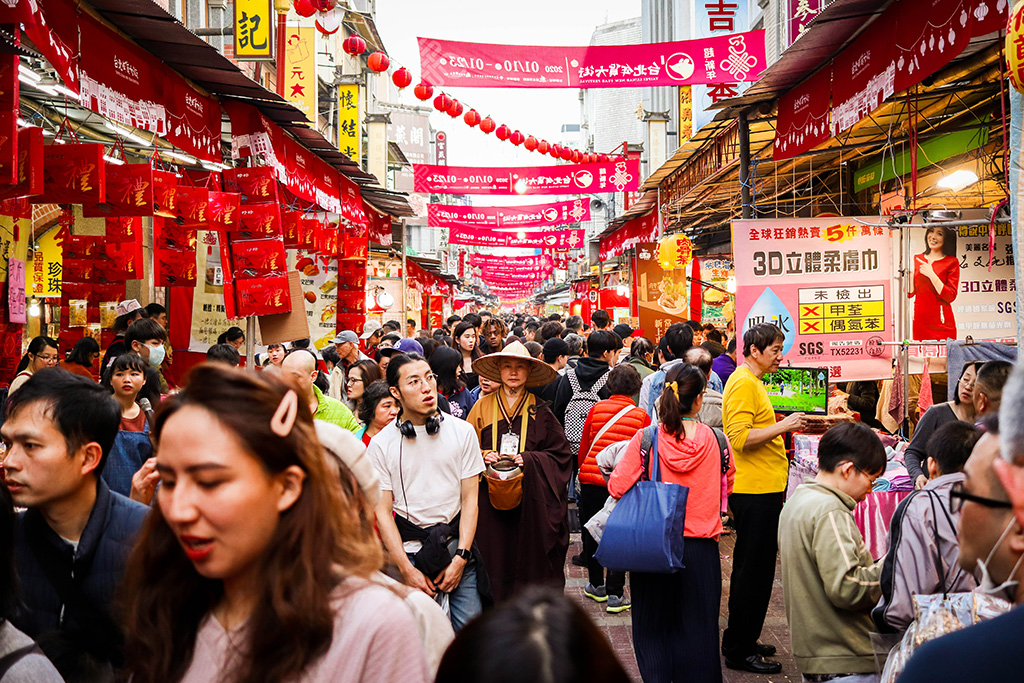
[898,361,1024,682]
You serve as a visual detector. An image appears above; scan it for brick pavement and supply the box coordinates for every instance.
[565,530,797,683]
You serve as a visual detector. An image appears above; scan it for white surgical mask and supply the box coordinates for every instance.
[976,518,1024,600]
[146,343,165,368]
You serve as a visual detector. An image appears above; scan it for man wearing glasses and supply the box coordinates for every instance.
[872,421,983,633]
[899,409,1024,683]
[368,352,485,631]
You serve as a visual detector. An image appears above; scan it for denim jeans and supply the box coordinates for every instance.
[408,538,482,632]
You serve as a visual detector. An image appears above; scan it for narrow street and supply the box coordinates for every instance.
[566,530,797,682]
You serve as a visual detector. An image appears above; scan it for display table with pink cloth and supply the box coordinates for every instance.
[786,433,911,559]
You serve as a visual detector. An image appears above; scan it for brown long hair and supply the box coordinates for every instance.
[120,364,382,683]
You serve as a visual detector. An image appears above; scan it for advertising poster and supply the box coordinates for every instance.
[636,242,691,342]
[698,256,734,328]
[733,218,894,382]
[289,249,339,350]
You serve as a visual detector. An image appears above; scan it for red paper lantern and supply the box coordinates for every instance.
[433,93,453,112]
[537,139,550,154]
[598,154,610,163]
[446,99,464,118]
[392,67,413,89]
[509,130,525,146]
[413,83,434,100]
[571,150,582,163]
[560,147,574,161]
[311,0,335,10]
[524,135,538,151]
[550,144,561,157]
[293,0,318,17]
[342,35,366,55]
[480,117,496,134]
[367,51,390,72]
[464,109,481,127]
[495,124,511,141]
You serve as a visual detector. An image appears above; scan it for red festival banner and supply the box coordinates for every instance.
[428,198,590,228]
[449,225,584,249]
[417,31,767,88]
[774,64,831,161]
[598,207,659,260]
[415,160,639,195]
[469,253,552,268]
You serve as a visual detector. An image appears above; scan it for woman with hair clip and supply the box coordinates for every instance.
[430,346,476,419]
[120,364,429,683]
[8,336,59,395]
[608,363,735,683]
[453,321,481,390]
[466,341,572,602]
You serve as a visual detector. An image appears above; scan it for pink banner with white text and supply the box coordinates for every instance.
[417,31,767,88]
[449,225,584,249]
[428,198,590,228]
[469,253,552,267]
[415,160,640,195]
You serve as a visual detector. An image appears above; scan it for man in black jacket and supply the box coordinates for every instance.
[1,370,148,679]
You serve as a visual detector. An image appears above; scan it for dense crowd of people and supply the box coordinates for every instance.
[0,303,1021,683]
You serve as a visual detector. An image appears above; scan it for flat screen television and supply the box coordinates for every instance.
[760,366,829,414]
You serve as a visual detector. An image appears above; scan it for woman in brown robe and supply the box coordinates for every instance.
[466,341,573,603]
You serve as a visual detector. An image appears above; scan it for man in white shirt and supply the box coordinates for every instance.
[368,353,485,631]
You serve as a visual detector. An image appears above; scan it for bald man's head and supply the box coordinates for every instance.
[281,350,316,398]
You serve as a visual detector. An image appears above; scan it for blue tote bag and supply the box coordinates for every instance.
[595,426,688,573]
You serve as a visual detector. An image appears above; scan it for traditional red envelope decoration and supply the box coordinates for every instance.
[154,216,197,252]
[0,127,44,200]
[231,238,287,280]
[154,249,198,287]
[82,163,153,217]
[299,216,318,251]
[152,169,178,218]
[234,274,290,317]
[175,185,210,228]
[40,143,106,204]
[60,234,101,259]
[105,215,143,243]
[338,261,367,288]
[234,202,281,238]
[100,241,144,281]
[62,258,95,282]
[207,191,241,231]
[222,167,278,202]
[281,210,301,248]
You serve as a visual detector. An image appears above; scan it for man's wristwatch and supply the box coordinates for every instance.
[454,548,472,561]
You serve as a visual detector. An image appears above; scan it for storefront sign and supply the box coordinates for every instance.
[284,26,317,124]
[415,159,640,195]
[599,207,659,260]
[733,218,893,381]
[8,258,25,323]
[30,228,62,298]
[774,65,832,161]
[234,0,274,60]
[291,250,340,350]
[789,0,829,44]
[448,225,584,249]
[832,24,895,134]
[417,31,767,88]
[338,83,359,162]
[429,198,589,228]
[699,257,734,327]
[636,242,691,342]
[691,0,751,133]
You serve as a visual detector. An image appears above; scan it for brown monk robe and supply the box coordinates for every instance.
[466,390,572,603]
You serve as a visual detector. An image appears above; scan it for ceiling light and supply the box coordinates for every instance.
[51,83,80,100]
[17,64,40,83]
[16,118,27,127]
[162,149,197,165]
[105,121,151,147]
[34,83,59,96]
[936,169,978,193]
[103,154,125,166]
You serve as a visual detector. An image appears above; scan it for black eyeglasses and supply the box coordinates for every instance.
[950,480,1014,513]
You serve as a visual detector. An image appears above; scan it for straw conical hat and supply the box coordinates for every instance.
[472,340,557,388]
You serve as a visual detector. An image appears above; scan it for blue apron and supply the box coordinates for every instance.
[101,420,152,498]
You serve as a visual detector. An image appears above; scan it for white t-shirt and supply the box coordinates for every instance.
[367,417,484,553]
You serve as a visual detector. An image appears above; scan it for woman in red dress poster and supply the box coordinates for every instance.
[908,225,960,341]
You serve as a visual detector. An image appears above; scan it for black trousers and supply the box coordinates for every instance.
[578,483,626,596]
[631,538,722,683]
[721,491,785,659]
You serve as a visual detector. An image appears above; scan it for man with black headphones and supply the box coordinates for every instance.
[367,353,486,631]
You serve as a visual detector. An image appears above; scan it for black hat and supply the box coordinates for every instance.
[542,337,570,364]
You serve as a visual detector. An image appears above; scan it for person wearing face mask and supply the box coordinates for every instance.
[898,411,1024,683]
[122,318,167,408]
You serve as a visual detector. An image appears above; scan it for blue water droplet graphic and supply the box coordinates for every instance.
[745,287,795,355]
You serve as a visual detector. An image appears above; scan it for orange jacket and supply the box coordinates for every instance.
[578,395,650,488]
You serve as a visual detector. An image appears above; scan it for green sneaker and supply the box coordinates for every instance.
[584,583,608,602]
[606,595,631,613]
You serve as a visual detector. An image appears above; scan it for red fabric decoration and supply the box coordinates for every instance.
[524,136,538,151]
[495,124,511,141]
[480,117,496,134]
[367,51,390,72]
[392,67,413,89]
[414,82,434,100]
[537,139,549,154]
[509,130,524,146]
[463,109,481,126]
[342,35,366,56]
[293,0,318,17]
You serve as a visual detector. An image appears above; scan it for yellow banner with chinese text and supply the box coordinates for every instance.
[234,0,274,60]
[338,83,360,163]
[30,228,62,298]
[284,26,317,125]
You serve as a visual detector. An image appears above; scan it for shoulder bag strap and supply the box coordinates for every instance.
[588,405,637,457]
[640,426,653,481]
[712,427,730,474]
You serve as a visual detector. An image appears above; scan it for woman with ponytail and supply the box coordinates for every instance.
[608,363,735,682]
[9,336,59,395]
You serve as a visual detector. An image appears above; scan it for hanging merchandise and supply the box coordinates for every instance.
[0,127,44,201]
[38,143,106,205]
[82,164,154,217]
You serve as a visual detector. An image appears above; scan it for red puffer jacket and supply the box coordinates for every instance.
[578,395,651,488]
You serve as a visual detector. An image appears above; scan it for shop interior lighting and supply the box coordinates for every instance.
[201,161,229,172]
[102,154,125,166]
[936,169,978,192]
[50,83,80,100]
[16,118,27,127]
[376,290,395,309]
[105,121,151,147]
[17,64,40,83]
[27,298,40,318]
[162,149,197,165]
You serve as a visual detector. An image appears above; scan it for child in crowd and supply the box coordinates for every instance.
[101,354,154,499]
[779,422,887,682]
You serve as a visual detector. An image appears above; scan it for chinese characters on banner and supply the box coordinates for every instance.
[428,198,590,228]
[469,253,552,268]
[691,0,751,133]
[414,159,640,195]
[30,228,62,298]
[337,84,359,162]
[436,131,448,166]
[636,242,692,343]
[284,26,317,124]
[678,86,693,144]
[234,0,273,60]
[733,218,893,382]
[8,258,25,324]
[789,0,827,44]
[448,225,584,249]
[417,31,767,88]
